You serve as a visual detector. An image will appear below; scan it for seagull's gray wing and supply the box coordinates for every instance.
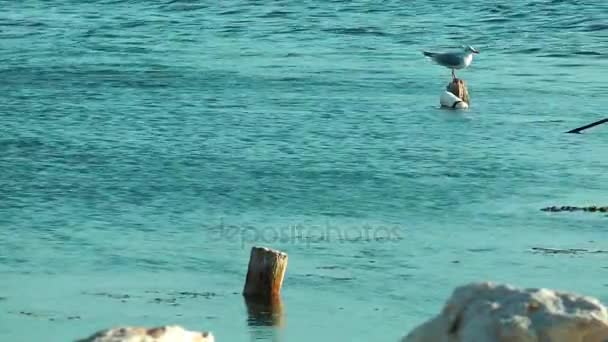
[427,52,463,68]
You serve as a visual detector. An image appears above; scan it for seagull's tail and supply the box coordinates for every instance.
[423,51,435,57]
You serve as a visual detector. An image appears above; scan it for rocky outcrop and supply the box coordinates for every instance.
[77,326,214,342]
[402,282,608,342]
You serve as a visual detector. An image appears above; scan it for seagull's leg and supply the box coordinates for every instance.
[451,69,456,80]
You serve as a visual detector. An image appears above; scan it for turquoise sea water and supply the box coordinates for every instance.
[1,1,607,341]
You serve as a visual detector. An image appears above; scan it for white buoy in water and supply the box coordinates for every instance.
[440,91,468,109]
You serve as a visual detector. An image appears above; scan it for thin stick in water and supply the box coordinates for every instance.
[566,118,608,134]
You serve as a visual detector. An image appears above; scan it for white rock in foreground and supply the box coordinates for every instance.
[403,282,608,342]
[77,325,214,342]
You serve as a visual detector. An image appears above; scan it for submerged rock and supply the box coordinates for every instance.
[531,247,608,255]
[77,326,214,342]
[402,282,608,342]
[540,205,608,213]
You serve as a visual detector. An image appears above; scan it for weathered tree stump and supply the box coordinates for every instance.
[447,78,470,105]
[243,247,287,331]
[243,246,288,300]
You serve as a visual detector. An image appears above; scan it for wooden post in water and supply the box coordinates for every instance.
[243,246,288,299]
[243,246,288,330]
[447,78,470,105]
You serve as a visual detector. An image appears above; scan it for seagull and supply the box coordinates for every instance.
[423,46,479,80]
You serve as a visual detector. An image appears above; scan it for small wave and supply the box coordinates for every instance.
[443,24,467,29]
[539,53,570,58]
[467,248,497,253]
[161,3,208,12]
[0,137,44,152]
[584,23,608,32]
[488,4,512,13]
[364,7,388,13]
[0,19,48,28]
[322,27,389,37]
[395,38,416,44]
[515,47,543,54]
[512,73,538,77]
[544,18,590,30]
[522,120,566,124]
[554,63,587,67]
[218,25,246,34]
[81,28,121,39]
[261,10,292,18]
[573,50,602,56]
[479,17,511,23]
[277,27,309,34]
[0,32,41,39]
[218,9,245,16]
[118,20,148,29]
[507,12,528,19]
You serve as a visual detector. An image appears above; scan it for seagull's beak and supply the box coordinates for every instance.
[473,49,480,54]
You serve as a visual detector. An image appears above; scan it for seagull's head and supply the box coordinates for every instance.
[464,45,480,54]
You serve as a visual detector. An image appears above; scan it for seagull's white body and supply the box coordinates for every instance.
[454,52,474,70]
[423,46,479,79]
